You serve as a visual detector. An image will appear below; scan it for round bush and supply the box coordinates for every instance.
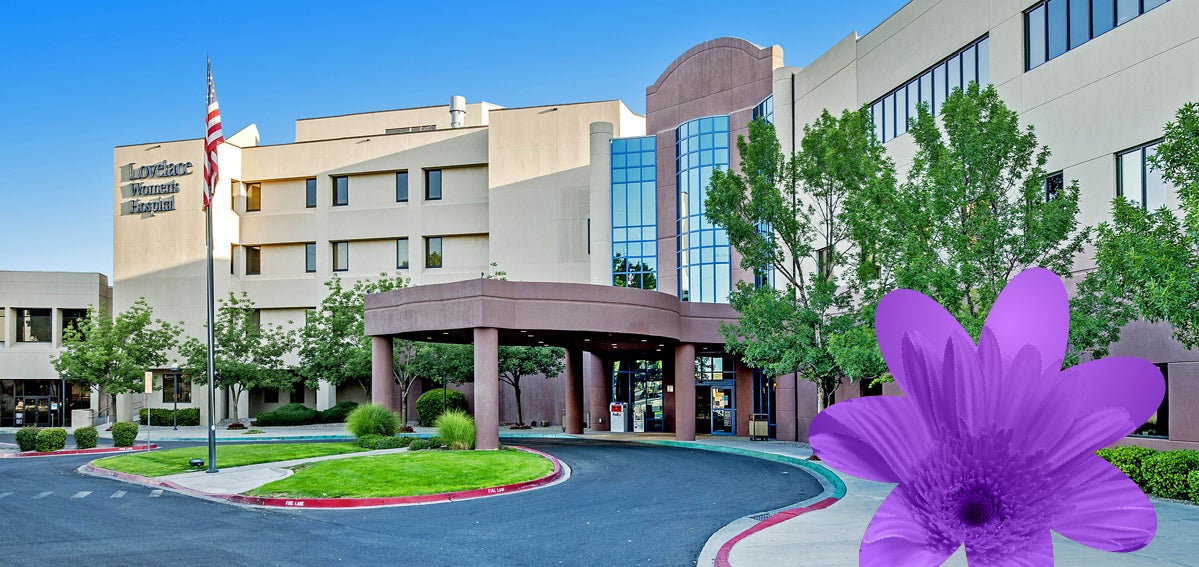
[73,425,99,450]
[1142,450,1199,499]
[434,409,476,450]
[256,403,320,426]
[35,428,68,452]
[1095,445,1159,487]
[320,401,359,424]
[139,407,202,427]
[375,436,409,449]
[416,388,468,427]
[111,422,140,447]
[1189,469,1199,505]
[407,438,431,451]
[346,404,399,438]
[15,426,40,452]
[356,434,383,449]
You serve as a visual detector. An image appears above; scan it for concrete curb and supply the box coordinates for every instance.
[81,445,565,509]
[151,432,577,443]
[633,440,847,567]
[0,444,157,458]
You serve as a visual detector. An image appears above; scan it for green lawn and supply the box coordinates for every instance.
[93,443,366,477]
[247,449,555,498]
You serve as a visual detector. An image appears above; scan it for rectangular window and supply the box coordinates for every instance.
[425,169,442,200]
[263,388,279,404]
[245,246,261,275]
[869,36,989,142]
[906,82,919,126]
[16,308,51,343]
[947,54,962,94]
[1045,171,1065,201]
[305,178,317,208]
[332,241,349,272]
[1069,0,1091,49]
[977,37,990,85]
[230,244,236,275]
[1144,142,1168,211]
[332,176,348,206]
[1133,363,1169,436]
[1047,0,1068,59]
[0,310,5,342]
[919,72,933,111]
[425,237,443,268]
[882,93,893,141]
[161,374,191,403]
[1027,4,1048,69]
[1144,0,1168,10]
[816,246,833,281]
[1116,0,1139,25]
[933,63,946,114]
[1118,140,1171,211]
[246,183,261,212]
[61,309,87,341]
[290,385,305,404]
[305,242,316,273]
[396,171,409,202]
[871,101,883,139]
[963,45,977,87]
[1029,0,1168,69]
[396,238,410,269]
[1093,0,1115,36]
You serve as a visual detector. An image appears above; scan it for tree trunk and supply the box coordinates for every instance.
[513,379,524,426]
[230,387,242,424]
[397,375,412,427]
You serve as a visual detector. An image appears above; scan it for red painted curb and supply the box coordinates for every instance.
[2,445,157,458]
[714,497,840,567]
[84,445,564,509]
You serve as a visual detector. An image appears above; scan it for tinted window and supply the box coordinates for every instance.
[396,171,408,202]
[332,176,348,206]
[305,242,316,273]
[425,169,442,200]
[305,178,316,208]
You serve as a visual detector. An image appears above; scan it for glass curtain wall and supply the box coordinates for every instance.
[611,136,658,289]
[676,116,732,303]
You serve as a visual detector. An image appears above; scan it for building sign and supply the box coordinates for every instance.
[120,160,193,217]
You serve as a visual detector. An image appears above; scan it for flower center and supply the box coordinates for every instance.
[956,491,996,527]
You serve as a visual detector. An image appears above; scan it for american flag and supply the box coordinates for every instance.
[203,60,224,211]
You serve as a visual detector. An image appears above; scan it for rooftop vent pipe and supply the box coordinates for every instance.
[450,96,466,128]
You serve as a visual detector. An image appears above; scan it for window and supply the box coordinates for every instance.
[425,169,442,200]
[1118,141,1170,211]
[396,171,409,202]
[61,309,87,341]
[161,374,191,403]
[245,246,261,275]
[230,244,236,275]
[305,242,316,273]
[870,36,990,143]
[0,310,5,342]
[1044,171,1065,201]
[425,237,443,268]
[611,136,658,290]
[816,246,834,281]
[290,385,305,404]
[332,241,349,272]
[396,238,409,269]
[332,176,348,206]
[263,388,279,404]
[675,116,731,303]
[16,309,51,342]
[246,183,261,212]
[1133,363,1169,436]
[1027,0,1172,70]
[305,178,317,208]
[752,95,774,124]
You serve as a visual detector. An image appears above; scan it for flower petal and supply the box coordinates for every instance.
[861,487,958,567]
[1054,455,1157,552]
[981,267,1068,374]
[810,396,934,483]
[876,288,974,403]
[966,530,1053,566]
[1058,357,1166,443]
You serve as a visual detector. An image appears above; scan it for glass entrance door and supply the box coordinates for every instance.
[710,386,734,435]
[17,397,54,427]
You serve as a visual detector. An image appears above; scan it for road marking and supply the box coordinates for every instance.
[111,491,126,498]
[32,491,52,499]
[149,490,163,498]
[0,492,12,499]
[71,491,92,499]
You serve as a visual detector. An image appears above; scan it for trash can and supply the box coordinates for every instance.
[609,402,628,433]
[749,413,770,441]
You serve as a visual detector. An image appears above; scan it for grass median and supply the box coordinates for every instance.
[247,449,555,498]
[93,443,366,477]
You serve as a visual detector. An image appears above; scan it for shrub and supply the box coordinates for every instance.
[15,426,40,452]
[319,401,359,424]
[35,428,68,452]
[1142,450,1199,500]
[376,436,409,449]
[1096,445,1159,487]
[1189,470,1199,505]
[407,439,432,451]
[256,403,320,426]
[357,434,384,449]
[138,407,201,427]
[416,388,468,426]
[111,422,140,447]
[73,425,99,449]
[243,429,265,435]
[427,435,445,448]
[346,404,399,438]
[435,409,476,450]
[226,422,247,430]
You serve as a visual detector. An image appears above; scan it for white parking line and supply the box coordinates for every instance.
[111,491,127,498]
[71,491,92,499]
[149,489,163,498]
[32,491,52,499]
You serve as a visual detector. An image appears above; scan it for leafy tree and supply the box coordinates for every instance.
[707,110,892,409]
[52,298,181,420]
[179,292,295,421]
[497,346,564,425]
[1083,101,1199,351]
[612,253,657,290]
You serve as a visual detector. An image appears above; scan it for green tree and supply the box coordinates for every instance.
[498,346,564,425]
[707,110,893,409]
[51,298,181,420]
[1084,101,1199,351]
[179,292,295,421]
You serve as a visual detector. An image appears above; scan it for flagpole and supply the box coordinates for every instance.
[204,59,219,474]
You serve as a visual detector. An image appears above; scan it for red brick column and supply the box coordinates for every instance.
[674,343,696,441]
[474,328,500,450]
[565,348,585,434]
[371,336,394,410]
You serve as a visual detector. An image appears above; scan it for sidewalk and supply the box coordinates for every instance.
[81,423,575,443]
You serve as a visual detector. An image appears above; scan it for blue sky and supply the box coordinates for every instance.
[0,0,908,277]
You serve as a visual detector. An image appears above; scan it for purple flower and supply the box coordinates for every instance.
[810,268,1164,566]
